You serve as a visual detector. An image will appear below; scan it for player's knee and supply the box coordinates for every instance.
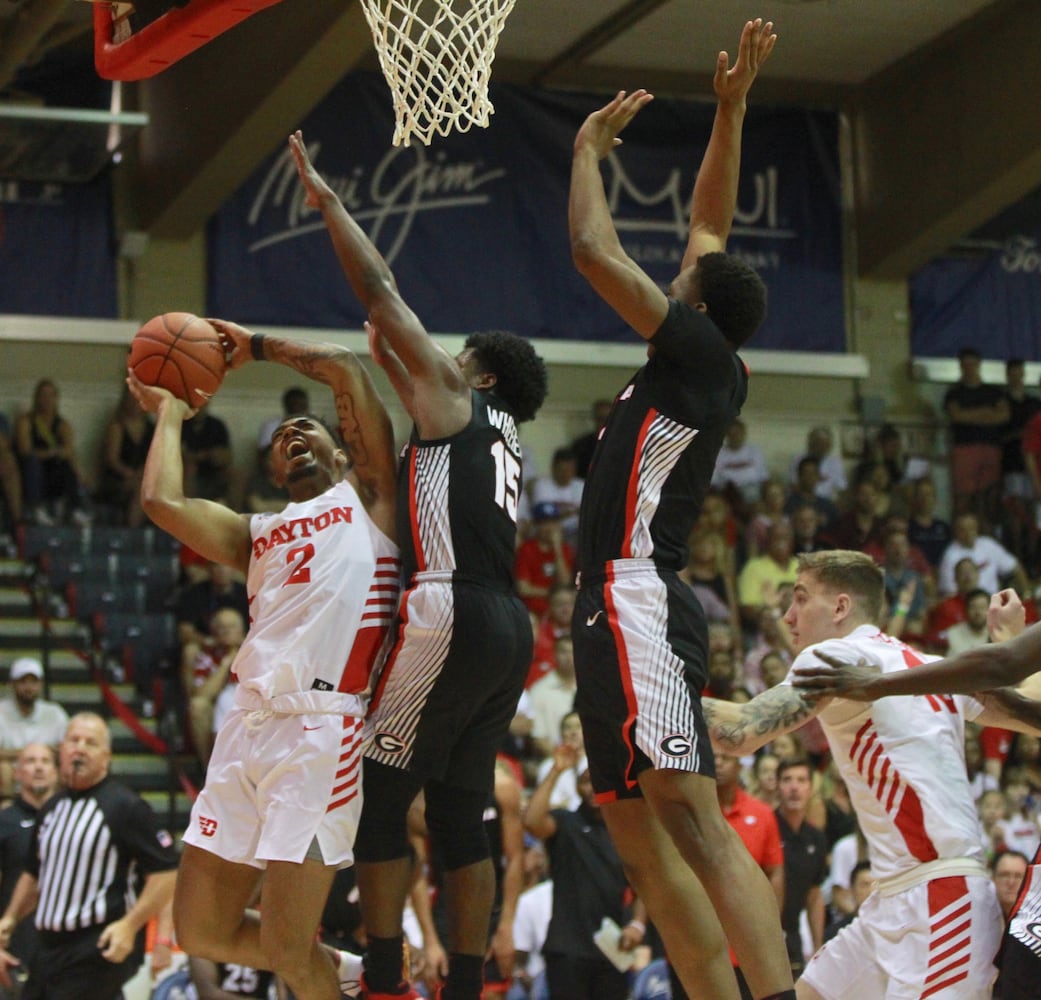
[425,783,490,870]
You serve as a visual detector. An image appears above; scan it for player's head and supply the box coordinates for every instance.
[270,414,348,492]
[783,550,884,653]
[669,251,767,348]
[458,331,548,424]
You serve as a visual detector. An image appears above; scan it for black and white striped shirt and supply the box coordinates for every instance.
[28,776,177,935]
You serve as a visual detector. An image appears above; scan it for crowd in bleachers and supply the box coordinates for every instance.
[4,352,1041,998]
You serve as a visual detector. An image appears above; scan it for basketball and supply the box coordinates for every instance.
[129,313,227,406]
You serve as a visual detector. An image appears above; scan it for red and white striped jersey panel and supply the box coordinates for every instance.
[920,877,974,998]
[409,443,454,573]
[327,715,364,814]
[622,411,698,559]
[787,625,986,881]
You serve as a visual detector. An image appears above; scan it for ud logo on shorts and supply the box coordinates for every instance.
[659,733,693,758]
[374,732,407,754]
[198,816,219,838]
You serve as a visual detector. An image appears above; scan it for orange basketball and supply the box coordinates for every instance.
[129,313,227,406]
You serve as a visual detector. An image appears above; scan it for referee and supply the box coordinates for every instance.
[0,712,178,998]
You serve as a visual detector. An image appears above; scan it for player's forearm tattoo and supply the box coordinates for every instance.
[705,685,818,753]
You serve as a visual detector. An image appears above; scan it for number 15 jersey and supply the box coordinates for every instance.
[397,389,522,589]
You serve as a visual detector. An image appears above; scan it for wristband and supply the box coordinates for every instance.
[250,333,266,361]
[155,936,174,947]
[626,920,645,935]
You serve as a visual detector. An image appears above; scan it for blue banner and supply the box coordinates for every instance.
[911,236,1041,359]
[0,177,117,318]
[209,72,844,350]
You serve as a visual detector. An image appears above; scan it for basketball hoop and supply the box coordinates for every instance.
[358,0,517,147]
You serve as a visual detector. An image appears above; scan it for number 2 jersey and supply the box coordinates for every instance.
[784,625,986,882]
[231,478,400,712]
[396,388,522,588]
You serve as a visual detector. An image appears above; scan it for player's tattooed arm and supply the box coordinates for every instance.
[704,684,823,756]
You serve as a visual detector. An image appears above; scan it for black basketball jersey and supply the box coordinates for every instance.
[577,299,748,574]
[396,389,522,589]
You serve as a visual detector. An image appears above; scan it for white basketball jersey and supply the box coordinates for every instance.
[784,625,986,881]
[233,479,400,705]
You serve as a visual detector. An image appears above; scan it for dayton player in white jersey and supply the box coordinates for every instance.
[127,325,398,1000]
[702,551,1041,999]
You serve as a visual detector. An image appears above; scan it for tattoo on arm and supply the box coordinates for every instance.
[705,685,818,754]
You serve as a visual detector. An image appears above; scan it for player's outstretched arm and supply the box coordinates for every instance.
[128,374,252,573]
[213,321,397,540]
[682,18,776,269]
[703,683,822,756]
[288,131,470,435]
[569,90,669,340]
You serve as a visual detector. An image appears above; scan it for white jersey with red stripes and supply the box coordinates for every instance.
[784,624,986,881]
[231,478,400,708]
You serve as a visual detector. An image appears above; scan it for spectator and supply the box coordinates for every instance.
[181,607,246,767]
[741,610,792,695]
[737,520,798,629]
[944,346,1009,528]
[823,859,873,943]
[750,752,780,811]
[944,588,991,655]
[529,636,577,759]
[965,727,1000,804]
[1000,359,1041,568]
[978,788,1008,864]
[0,415,22,534]
[528,585,575,688]
[905,477,951,570]
[992,849,1030,921]
[0,659,68,803]
[996,769,1041,860]
[531,447,584,545]
[256,385,310,454]
[878,526,927,638]
[679,527,741,648]
[789,502,826,556]
[711,418,770,512]
[774,757,827,978]
[788,427,847,505]
[0,743,58,990]
[243,444,290,514]
[865,423,929,500]
[514,502,574,618]
[174,560,250,652]
[524,744,645,1000]
[534,711,586,812]
[0,713,178,997]
[96,386,154,527]
[783,458,838,531]
[13,379,90,526]
[569,399,613,480]
[937,511,1028,597]
[925,556,979,650]
[746,478,789,559]
[181,405,233,504]
[511,845,552,1000]
[820,477,882,552]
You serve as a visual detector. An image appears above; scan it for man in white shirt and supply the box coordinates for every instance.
[529,638,577,759]
[712,419,769,506]
[0,658,68,800]
[937,512,1028,597]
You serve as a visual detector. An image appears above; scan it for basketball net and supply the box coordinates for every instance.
[358,0,517,147]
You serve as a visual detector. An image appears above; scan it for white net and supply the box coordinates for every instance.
[358,0,518,147]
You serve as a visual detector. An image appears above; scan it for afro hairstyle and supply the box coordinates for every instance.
[464,331,548,424]
[695,251,767,348]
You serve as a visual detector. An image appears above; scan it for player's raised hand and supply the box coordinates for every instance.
[207,317,255,370]
[714,18,777,105]
[574,90,654,160]
[988,588,1026,643]
[792,650,881,701]
[289,130,335,208]
[126,371,194,421]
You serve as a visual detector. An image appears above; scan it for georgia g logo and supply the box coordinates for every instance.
[659,733,693,758]
[374,732,407,755]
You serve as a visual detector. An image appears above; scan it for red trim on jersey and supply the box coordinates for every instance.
[893,786,938,863]
[594,789,621,805]
[327,718,362,812]
[367,586,414,714]
[605,564,640,790]
[921,877,971,997]
[408,448,425,572]
[337,626,387,693]
[1010,864,1035,920]
[621,411,658,559]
